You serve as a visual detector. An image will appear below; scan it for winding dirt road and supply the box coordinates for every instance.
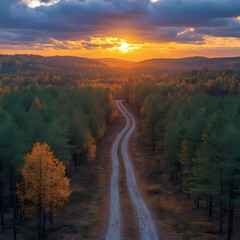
[106,100,160,240]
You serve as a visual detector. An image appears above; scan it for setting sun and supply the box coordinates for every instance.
[119,42,130,52]
[1,0,240,60]
[111,41,139,54]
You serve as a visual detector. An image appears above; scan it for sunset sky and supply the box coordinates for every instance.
[1,0,240,61]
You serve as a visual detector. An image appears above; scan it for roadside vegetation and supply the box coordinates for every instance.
[0,84,117,239]
[121,69,240,240]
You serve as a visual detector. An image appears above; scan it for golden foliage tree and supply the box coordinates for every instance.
[31,97,43,111]
[109,93,118,122]
[84,133,97,163]
[98,123,107,140]
[16,142,71,239]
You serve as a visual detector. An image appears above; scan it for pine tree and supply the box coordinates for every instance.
[179,111,207,193]
[0,109,24,233]
[191,111,240,236]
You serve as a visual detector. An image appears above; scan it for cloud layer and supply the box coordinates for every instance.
[1,0,240,58]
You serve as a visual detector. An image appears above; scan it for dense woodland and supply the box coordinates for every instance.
[121,69,240,240]
[0,55,125,88]
[0,84,117,239]
[1,55,240,93]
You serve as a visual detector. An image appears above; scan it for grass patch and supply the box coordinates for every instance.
[146,185,162,195]
[153,198,183,215]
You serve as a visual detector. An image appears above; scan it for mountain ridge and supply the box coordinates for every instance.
[1,54,240,74]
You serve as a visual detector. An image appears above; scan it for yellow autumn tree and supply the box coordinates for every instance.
[109,93,118,122]
[98,123,107,140]
[16,142,71,240]
[31,97,42,111]
[84,133,97,163]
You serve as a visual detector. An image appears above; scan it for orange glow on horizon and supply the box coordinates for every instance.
[1,35,240,61]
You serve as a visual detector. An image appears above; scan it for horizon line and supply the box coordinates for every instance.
[1,53,240,62]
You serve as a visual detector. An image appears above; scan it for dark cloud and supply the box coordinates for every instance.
[40,0,53,3]
[0,0,240,49]
[150,0,240,26]
[81,42,116,50]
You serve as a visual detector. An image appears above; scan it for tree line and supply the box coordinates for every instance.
[0,55,128,90]
[121,70,240,240]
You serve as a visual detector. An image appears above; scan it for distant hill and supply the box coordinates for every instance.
[46,55,106,68]
[0,54,110,85]
[132,57,240,73]
[0,54,107,75]
[94,58,134,68]
[1,55,240,77]
[94,56,240,73]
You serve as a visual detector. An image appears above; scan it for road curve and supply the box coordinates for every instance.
[106,100,160,240]
[106,100,128,240]
[119,101,160,240]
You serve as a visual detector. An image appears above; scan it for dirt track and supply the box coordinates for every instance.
[106,101,160,240]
